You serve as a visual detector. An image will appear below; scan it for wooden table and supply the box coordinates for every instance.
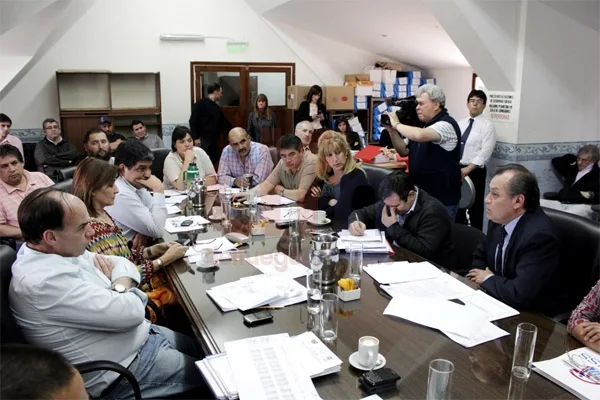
[164,198,574,399]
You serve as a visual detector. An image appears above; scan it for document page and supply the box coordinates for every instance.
[457,290,519,321]
[442,321,509,348]
[381,273,474,300]
[290,331,342,377]
[364,261,443,284]
[338,229,384,242]
[257,195,296,206]
[245,252,311,279]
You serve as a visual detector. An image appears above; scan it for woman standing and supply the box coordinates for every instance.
[335,117,363,150]
[296,85,327,131]
[247,93,276,143]
[163,125,216,190]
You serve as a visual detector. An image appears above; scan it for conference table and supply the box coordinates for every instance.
[163,193,576,399]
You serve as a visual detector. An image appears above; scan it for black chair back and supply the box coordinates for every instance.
[151,148,170,181]
[55,166,77,182]
[52,179,73,193]
[543,207,600,310]
[269,147,278,167]
[22,142,38,172]
[361,164,393,195]
[0,245,27,344]
[450,223,485,276]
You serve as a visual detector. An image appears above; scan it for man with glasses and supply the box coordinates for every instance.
[105,140,167,247]
[383,84,462,221]
[34,118,79,179]
[347,171,455,270]
[455,90,497,230]
[542,145,599,219]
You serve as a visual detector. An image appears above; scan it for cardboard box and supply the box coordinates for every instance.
[356,101,368,110]
[344,73,370,83]
[355,86,372,97]
[286,85,311,109]
[396,77,409,85]
[382,70,397,84]
[324,86,354,110]
[369,69,383,83]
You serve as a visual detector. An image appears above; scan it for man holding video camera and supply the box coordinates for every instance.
[383,84,462,221]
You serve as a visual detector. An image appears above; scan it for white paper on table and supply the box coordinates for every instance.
[338,229,384,242]
[337,231,392,254]
[261,207,313,222]
[256,194,296,206]
[167,205,182,215]
[361,396,384,400]
[209,278,282,311]
[290,332,342,378]
[363,261,443,284]
[195,354,237,399]
[224,334,321,400]
[164,189,187,197]
[442,321,509,348]
[381,273,475,300]
[185,237,237,256]
[457,290,519,322]
[164,215,210,233]
[383,295,487,337]
[207,184,224,192]
[218,187,241,194]
[240,274,307,308]
[206,289,237,312]
[245,252,311,279]
[165,195,187,204]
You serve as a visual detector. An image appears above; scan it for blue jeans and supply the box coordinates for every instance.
[446,204,458,222]
[109,325,205,398]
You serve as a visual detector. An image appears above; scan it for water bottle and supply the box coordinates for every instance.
[184,162,199,190]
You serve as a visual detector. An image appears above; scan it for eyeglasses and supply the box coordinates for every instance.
[468,99,484,105]
[564,335,600,383]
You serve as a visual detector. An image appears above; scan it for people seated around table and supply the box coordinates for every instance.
[105,140,167,246]
[237,134,317,203]
[99,116,126,152]
[131,119,165,150]
[310,131,370,222]
[335,117,363,150]
[247,93,276,143]
[466,164,566,316]
[217,127,273,189]
[295,120,316,153]
[568,280,600,353]
[83,127,112,162]
[34,118,79,180]
[0,144,54,244]
[0,113,24,158]
[383,84,462,221]
[163,125,216,190]
[541,144,600,220]
[9,187,205,398]
[1,344,88,399]
[348,171,455,270]
[73,157,187,323]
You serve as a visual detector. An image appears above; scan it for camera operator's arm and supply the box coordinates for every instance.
[386,111,440,143]
[383,125,409,156]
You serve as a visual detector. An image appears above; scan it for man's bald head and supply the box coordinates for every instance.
[295,121,314,147]
[228,127,252,157]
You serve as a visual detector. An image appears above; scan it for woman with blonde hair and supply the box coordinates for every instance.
[247,93,276,143]
[310,130,371,221]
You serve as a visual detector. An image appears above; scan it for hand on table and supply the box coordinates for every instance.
[466,268,494,284]
[150,241,180,257]
[349,220,366,236]
[580,322,600,343]
[159,243,189,266]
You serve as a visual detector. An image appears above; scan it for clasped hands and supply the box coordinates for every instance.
[466,268,494,284]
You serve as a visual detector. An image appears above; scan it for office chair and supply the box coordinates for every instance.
[52,178,73,193]
[361,164,393,194]
[55,165,77,182]
[269,147,278,167]
[0,245,142,399]
[150,148,170,181]
[450,222,485,276]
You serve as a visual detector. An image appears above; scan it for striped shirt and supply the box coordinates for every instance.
[217,142,274,187]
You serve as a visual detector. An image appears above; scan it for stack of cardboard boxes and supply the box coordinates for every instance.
[344,74,373,110]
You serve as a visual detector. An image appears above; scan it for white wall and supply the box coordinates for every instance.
[0,0,395,129]
[428,67,473,121]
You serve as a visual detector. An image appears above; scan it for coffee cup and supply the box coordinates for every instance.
[314,210,327,224]
[199,248,216,267]
[212,206,223,219]
[358,336,379,368]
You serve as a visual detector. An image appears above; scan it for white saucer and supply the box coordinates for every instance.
[308,218,331,226]
[196,260,220,269]
[208,214,225,221]
[348,352,386,371]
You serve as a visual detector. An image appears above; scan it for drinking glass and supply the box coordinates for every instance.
[349,243,363,289]
[511,323,537,379]
[306,271,322,315]
[288,208,300,237]
[426,359,454,400]
[320,293,338,343]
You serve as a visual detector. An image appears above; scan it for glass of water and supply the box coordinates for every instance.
[349,243,363,289]
[426,359,454,400]
[288,207,300,237]
[320,293,339,343]
[306,271,322,315]
[512,323,537,379]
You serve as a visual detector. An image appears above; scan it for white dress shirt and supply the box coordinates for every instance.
[105,176,167,240]
[9,246,150,395]
[458,114,497,167]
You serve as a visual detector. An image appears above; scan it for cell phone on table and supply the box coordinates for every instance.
[180,219,194,227]
[243,311,273,327]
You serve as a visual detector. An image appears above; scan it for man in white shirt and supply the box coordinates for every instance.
[105,140,167,249]
[455,90,497,230]
[9,187,204,398]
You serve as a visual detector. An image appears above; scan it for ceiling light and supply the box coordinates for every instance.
[159,34,205,42]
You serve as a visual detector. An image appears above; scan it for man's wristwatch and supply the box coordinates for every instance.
[112,283,127,293]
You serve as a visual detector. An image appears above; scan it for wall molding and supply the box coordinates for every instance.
[493,141,600,161]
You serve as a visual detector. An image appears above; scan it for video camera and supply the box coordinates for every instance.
[379,96,420,128]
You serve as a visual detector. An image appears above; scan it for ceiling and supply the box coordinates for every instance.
[262,0,470,69]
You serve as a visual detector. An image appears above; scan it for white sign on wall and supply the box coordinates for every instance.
[488,91,516,123]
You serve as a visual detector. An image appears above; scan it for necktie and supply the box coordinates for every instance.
[495,226,507,275]
[460,118,474,158]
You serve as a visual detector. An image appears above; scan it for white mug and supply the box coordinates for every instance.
[212,206,223,218]
[315,210,327,223]
[358,336,379,368]
[199,248,216,267]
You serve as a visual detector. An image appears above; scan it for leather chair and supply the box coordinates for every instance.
[269,146,278,166]
[55,166,77,182]
[22,142,38,172]
[52,178,73,193]
[0,245,141,399]
[542,207,600,315]
[151,148,171,181]
[361,164,393,195]
[450,222,485,276]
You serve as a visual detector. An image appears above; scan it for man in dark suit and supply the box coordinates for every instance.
[545,144,599,204]
[467,164,567,317]
[348,171,455,270]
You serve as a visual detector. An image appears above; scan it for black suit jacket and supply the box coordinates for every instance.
[473,208,567,316]
[551,154,599,204]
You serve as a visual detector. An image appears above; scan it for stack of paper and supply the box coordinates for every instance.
[261,207,314,223]
[164,215,210,233]
[164,189,187,197]
[245,252,312,279]
[337,229,393,254]
[196,333,341,400]
[256,194,296,206]
[185,237,238,263]
[363,261,443,284]
[533,347,600,400]
[165,195,187,204]
[380,273,474,300]
[167,204,182,215]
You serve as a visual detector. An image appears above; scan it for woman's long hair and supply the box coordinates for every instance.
[316,130,362,182]
[252,93,272,120]
[72,158,119,217]
[306,85,323,105]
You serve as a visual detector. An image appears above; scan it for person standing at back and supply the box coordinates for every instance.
[189,83,233,164]
[247,93,276,143]
[296,85,327,137]
[455,90,497,230]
